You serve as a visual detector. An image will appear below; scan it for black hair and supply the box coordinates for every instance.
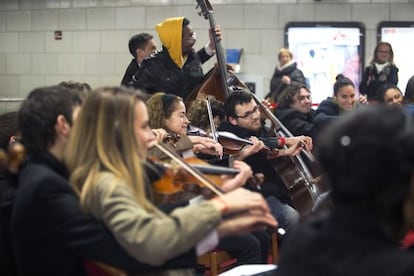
[333,74,354,96]
[0,111,18,150]
[316,105,414,238]
[128,33,154,58]
[224,90,253,118]
[277,82,310,109]
[404,75,414,104]
[377,83,402,104]
[183,18,190,28]
[18,85,81,153]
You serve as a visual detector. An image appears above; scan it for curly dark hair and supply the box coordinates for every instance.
[277,82,309,109]
[187,98,225,130]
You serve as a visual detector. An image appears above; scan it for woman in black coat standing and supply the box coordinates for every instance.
[266,48,306,103]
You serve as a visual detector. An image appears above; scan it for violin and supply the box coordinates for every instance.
[150,143,226,203]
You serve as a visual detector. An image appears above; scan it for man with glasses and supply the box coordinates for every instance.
[129,17,221,99]
[275,82,317,139]
[218,89,313,238]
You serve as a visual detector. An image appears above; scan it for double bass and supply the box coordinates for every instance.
[187,0,330,218]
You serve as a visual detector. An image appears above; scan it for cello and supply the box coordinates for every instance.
[187,0,329,217]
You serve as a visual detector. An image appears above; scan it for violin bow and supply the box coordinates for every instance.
[153,143,224,197]
[206,96,218,143]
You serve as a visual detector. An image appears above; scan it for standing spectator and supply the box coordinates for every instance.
[359,42,399,102]
[266,48,306,103]
[121,33,157,86]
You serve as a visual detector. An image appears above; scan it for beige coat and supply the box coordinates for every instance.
[83,171,221,276]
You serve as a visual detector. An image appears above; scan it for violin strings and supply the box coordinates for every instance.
[154,143,224,197]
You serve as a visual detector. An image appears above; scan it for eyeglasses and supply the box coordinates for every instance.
[234,105,260,119]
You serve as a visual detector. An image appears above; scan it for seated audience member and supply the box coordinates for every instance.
[314,74,367,130]
[275,105,414,276]
[404,75,414,116]
[274,82,317,139]
[0,111,20,276]
[11,85,222,276]
[377,83,403,106]
[64,86,277,274]
[121,33,157,86]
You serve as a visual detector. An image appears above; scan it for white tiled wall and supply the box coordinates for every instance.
[0,0,413,113]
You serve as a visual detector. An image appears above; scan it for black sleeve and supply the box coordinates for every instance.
[31,173,196,272]
[197,47,214,64]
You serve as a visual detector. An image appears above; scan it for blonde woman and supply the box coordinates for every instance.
[64,87,276,275]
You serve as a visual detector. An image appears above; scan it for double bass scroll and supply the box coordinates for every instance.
[186,0,238,105]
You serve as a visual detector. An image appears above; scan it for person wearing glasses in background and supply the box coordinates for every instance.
[218,89,313,239]
[359,41,399,102]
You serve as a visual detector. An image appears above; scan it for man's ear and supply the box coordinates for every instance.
[55,114,71,138]
[228,116,238,126]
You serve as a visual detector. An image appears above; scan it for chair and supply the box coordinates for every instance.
[197,250,237,276]
[270,232,279,264]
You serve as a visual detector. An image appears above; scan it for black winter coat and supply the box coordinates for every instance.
[11,152,196,276]
[359,63,399,101]
[130,47,212,99]
[275,108,316,139]
[218,122,291,203]
[266,62,306,100]
[275,207,414,276]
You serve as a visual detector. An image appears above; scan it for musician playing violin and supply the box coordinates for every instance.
[219,90,313,236]
[129,17,221,99]
[146,92,223,159]
[65,86,277,276]
[146,93,275,265]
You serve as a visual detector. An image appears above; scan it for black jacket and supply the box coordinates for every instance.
[275,207,414,276]
[275,108,316,139]
[266,62,306,100]
[0,170,18,276]
[218,122,291,203]
[130,47,212,99]
[121,59,139,86]
[359,63,399,101]
[313,98,340,130]
[11,152,196,276]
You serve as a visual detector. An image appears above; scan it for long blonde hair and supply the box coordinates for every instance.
[65,86,153,211]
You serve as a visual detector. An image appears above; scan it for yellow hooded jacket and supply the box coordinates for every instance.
[156,17,185,69]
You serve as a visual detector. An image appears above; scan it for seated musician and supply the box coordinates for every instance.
[146,92,272,265]
[64,86,277,275]
[274,82,317,139]
[219,90,313,235]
